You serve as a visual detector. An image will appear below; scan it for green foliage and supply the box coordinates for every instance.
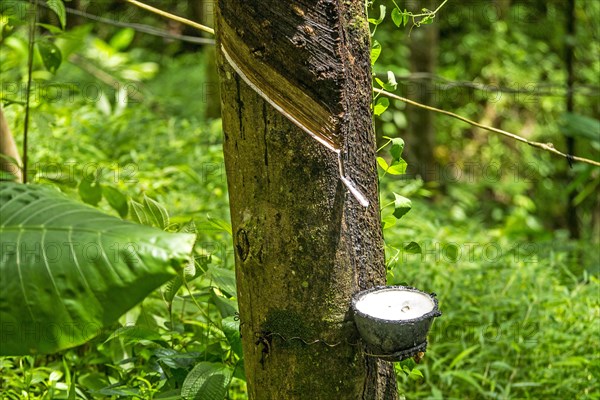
[45,0,66,29]
[181,362,232,400]
[0,182,195,355]
[384,199,599,399]
[0,1,598,399]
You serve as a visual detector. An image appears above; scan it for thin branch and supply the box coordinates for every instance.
[43,3,215,45]
[125,0,215,36]
[374,87,600,168]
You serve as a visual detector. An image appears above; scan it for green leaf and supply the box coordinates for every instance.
[386,71,398,90]
[377,156,407,175]
[78,175,102,206]
[370,40,382,66]
[382,215,397,230]
[374,97,390,116]
[387,159,408,175]
[109,28,135,51]
[181,362,232,400]
[37,41,62,74]
[391,8,403,27]
[206,266,237,297]
[409,367,424,381]
[393,193,412,219]
[37,23,63,34]
[403,10,409,26]
[163,259,201,304]
[0,182,195,355]
[560,113,600,145]
[206,216,232,236]
[105,325,163,344]
[143,195,169,229]
[130,200,150,226]
[103,186,128,218]
[368,5,386,25]
[449,345,479,369]
[444,243,459,262]
[221,316,243,358]
[46,0,66,29]
[390,137,405,161]
[377,156,389,171]
[211,291,238,318]
[404,241,422,254]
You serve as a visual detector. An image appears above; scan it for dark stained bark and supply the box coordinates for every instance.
[405,0,438,182]
[215,0,397,398]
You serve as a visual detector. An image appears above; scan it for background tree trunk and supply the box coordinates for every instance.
[189,0,221,119]
[215,0,397,398]
[0,107,23,182]
[565,0,579,238]
[405,0,439,182]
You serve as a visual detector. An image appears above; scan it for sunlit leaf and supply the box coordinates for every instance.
[393,193,412,219]
[46,0,66,29]
[0,182,195,355]
[368,5,386,25]
[143,194,169,229]
[370,40,382,66]
[374,97,390,116]
[391,8,403,27]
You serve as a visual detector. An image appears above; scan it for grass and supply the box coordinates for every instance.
[1,37,598,399]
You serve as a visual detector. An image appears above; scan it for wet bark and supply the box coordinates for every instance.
[215,0,397,398]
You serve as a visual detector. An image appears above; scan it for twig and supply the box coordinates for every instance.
[374,87,600,168]
[42,3,215,45]
[125,0,215,36]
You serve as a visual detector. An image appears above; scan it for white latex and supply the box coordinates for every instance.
[356,289,434,321]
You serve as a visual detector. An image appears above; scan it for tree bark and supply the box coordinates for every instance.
[215,1,397,398]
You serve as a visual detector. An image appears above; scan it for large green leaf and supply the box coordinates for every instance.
[0,183,195,355]
[181,362,232,400]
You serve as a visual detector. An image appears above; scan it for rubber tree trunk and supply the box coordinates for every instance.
[215,1,397,398]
